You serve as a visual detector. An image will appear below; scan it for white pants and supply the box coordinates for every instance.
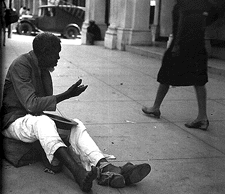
[2,114,105,171]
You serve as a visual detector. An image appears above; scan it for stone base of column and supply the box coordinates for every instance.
[98,23,108,40]
[150,24,160,43]
[81,21,89,44]
[116,28,130,51]
[104,26,117,49]
[117,28,152,50]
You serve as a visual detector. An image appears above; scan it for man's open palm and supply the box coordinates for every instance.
[66,79,88,98]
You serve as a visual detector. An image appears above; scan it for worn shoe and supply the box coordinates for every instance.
[97,162,125,188]
[97,171,125,188]
[142,106,161,118]
[120,162,151,185]
[185,120,209,131]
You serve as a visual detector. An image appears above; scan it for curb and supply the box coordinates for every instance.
[125,45,225,78]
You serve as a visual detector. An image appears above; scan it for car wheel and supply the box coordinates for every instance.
[64,26,79,39]
[17,22,32,35]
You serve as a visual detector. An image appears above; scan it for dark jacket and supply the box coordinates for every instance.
[1,51,57,130]
[87,24,102,41]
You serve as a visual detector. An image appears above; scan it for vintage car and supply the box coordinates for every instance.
[16,5,85,39]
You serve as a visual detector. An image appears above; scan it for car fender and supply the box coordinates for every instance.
[17,20,40,32]
[64,23,81,34]
[17,20,34,30]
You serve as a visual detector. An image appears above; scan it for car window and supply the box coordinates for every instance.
[47,8,56,17]
[39,7,56,17]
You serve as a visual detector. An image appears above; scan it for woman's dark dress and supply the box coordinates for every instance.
[157,3,210,86]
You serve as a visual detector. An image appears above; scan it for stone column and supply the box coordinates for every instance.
[92,0,107,38]
[105,0,151,50]
[31,0,40,15]
[81,0,107,44]
[115,0,132,50]
[160,0,175,37]
[125,0,151,47]
[104,0,118,49]
[81,0,90,44]
[151,0,161,43]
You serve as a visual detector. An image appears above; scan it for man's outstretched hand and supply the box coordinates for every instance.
[66,79,88,98]
[55,79,88,103]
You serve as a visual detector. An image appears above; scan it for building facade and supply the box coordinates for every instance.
[5,0,84,16]
[5,0,225,57]
[81,0,176,50]
[82,0,225,56]
[81,0,153,50]
[4,0,47,16]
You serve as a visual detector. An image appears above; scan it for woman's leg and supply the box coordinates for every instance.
[194,85,208,121]
[153,83,170,109]
[185,85,209,130]
[142,83,169,117]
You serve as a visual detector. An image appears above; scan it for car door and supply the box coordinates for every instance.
[37,7,56,32]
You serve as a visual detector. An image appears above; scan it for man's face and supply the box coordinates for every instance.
[38,44,61,71]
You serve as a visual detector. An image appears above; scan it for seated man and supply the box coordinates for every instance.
[1,32,151,192]
[86,20,102,45]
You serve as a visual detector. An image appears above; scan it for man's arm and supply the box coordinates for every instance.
[10,59,87,114]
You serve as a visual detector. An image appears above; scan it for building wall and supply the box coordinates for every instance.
[85,0,151,50]
[9,0,225,47]
[10,0,44,16]
[159,0,175,37]
[207,16,225,41]
[158,0,225,42]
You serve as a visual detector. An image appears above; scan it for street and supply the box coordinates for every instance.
[1,34,225,194]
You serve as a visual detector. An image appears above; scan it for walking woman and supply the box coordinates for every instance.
[142,0,219,130]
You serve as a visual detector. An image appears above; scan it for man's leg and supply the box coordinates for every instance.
[3,114,97,192]
[32,115,97,192]
[67,119,126,187]
[69,119,151,187]
[69,119,105,170]
[69,119,124,173]
[54,147,97,192]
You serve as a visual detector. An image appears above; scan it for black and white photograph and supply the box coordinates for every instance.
[1,0,225,194]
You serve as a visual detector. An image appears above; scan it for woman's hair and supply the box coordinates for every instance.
[33,33,61,56]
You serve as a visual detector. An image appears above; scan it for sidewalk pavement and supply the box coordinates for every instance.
[1,34,225,194]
